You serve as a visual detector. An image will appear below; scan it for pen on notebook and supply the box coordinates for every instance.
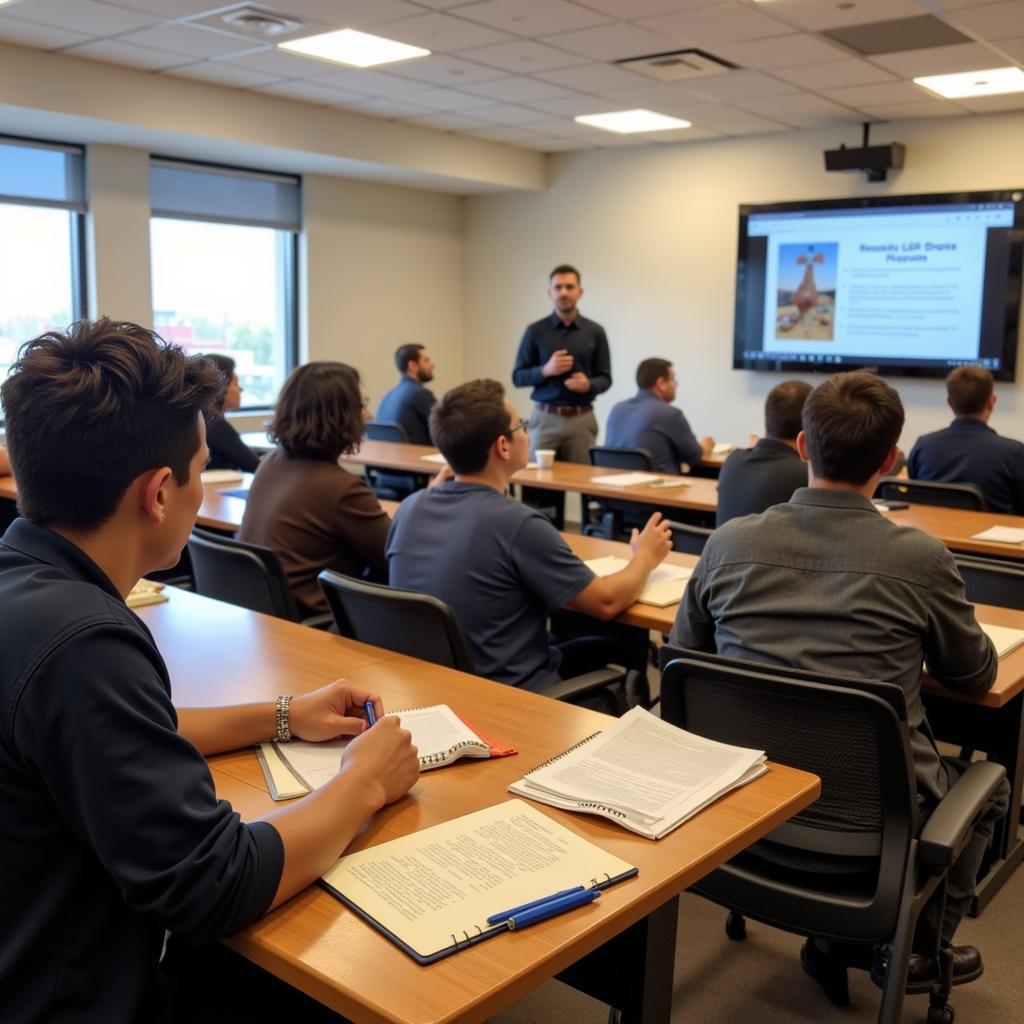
[507,889,599,930]
[485,886,586,925]
[363,701,377,726]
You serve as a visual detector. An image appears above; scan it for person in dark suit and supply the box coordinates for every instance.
[908,364,1024,514]
[376,344,437,446]
[715,380,811,526]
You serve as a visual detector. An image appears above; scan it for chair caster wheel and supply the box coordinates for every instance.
[725,911,747,940]
[927,1002,955,1024]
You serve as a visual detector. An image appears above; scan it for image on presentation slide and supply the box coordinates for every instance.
[775,242,837,341]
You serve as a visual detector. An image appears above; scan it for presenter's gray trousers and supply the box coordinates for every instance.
[528,406,598,465]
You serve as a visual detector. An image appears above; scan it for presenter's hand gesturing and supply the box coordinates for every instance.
[542,349,574,377]
[565,372,590,393]
[288,680,382,741]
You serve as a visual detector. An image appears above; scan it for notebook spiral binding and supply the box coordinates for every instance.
[420,740,487,766]
[523,732,601,774]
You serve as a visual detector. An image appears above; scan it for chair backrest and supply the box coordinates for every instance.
[365,420,410,443]
[667,521,713,556]
[588,445,655,471]
[318,570,475,671]
[877,477,986,511]
[660,646,916,941]
[955,554,1024,611]
[187,527,300,621]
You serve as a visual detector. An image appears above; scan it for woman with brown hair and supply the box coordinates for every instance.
[239,361,389,617]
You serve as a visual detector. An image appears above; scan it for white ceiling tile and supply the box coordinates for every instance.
[734,92,866,127]
[6,0,157,35]
[462,101,542,122]
[0,14,93,49]
[753,0,926,31]
[332,96,433,116]
[255,0,422,28]
[570,0,715,15]
[303,65,427,94]
[770,58,897,90]
[404,0,475,7]
[463,75,579,101]
[515,135,587,150]
[854,99,971,119]
[384,53,510,85]
[378,11,513,50]
[215,46,347,78]
[535,61,652,92]
[955,91,1024,111]
[256,80,368,105]
[400,111,491,129]
[998,34,1024,61]
[113,24,258,59]
[400,86,496,110]
[466,125,553,142]
[599,79,716,108]
[520,116,616,136]
[714,33,853,70]
[822,81,943,105]
[454,0,610,36]
[165,62,285,87]
[684,70,801,101]
[61,38,188,69]
[637,3,793,45]
[670,102,790,134]
[943,1,1024,41]
[457,38,590,72]
[651,125,723,143]
[100,0,239,14]
[870,42,1009,77]
[540,21,679,61]
[524,93,626,116]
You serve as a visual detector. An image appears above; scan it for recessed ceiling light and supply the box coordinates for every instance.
[279,29,429,69]
[914,66,1024,99]
[574,109,691,134]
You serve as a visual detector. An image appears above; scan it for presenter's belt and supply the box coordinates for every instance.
[536,403,593,416]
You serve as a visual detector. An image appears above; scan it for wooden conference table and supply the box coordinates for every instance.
[138,588,819,1024]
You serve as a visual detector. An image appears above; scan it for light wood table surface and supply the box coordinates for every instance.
[878,502,1024,561]
[138,588,819,1024]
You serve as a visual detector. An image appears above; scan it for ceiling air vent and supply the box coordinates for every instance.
[615,49,736,83]
[216,6,304,39]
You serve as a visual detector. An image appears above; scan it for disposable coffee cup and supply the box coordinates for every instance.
[536,449,555,469]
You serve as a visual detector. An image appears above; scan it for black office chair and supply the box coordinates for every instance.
[585,446,657,539]
[659,647,1004,1024]
[667,521,713,556]
[187,528,333,628]
[318,570,634,715]
[955,554,1024,610]
[363,421,428,501]
[877,478,987,512]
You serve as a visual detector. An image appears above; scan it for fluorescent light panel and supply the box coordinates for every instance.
[279,29,429,68]
[574,109,691,134]
[914,66,1024,98]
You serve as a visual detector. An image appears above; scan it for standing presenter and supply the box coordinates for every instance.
[513,264,612,463]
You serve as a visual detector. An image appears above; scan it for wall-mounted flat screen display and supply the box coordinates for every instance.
[733,190,1023,381]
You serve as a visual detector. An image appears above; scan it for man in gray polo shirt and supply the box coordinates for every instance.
[671,370,1007,995]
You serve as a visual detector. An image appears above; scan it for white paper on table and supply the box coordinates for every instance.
[584,558,693,606]
[981,622,1024,659]
[971,526,1024,545]
[200,469,244,484]
[420,453,448,464]
[591,472,662,487]
[711,443,735,456]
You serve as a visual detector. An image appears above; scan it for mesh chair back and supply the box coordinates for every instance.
[363,421,427,499]
[585,447,657,537]
[660,647,916,941]
[365,421,410,443]
[877,477,986,511]
[318,570,475,671]
[955,555,1024,611]
[668,521,713,556]
[187,527,300,620]
[589,446,655,471]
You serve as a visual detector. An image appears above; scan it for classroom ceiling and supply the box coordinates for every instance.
[0,0,1022,153]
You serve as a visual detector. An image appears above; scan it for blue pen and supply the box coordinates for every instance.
[363,701,377,726]
[485,886,586,925]
[507,889,599,930]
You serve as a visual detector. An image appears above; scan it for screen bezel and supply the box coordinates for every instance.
[732,189,1024,382]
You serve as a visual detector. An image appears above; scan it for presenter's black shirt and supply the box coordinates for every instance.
[512,312,612,406]
[0,519,284,1024]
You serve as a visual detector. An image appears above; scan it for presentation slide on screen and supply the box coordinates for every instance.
[748,203,1014,364]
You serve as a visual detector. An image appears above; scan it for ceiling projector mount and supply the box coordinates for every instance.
[824,123,906,183]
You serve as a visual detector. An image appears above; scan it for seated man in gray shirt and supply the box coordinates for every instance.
[671,370,1007,995]
[715,380,810,526]
[387,379,671,691]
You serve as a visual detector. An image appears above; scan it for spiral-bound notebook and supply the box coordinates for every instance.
[321,799,637,964]
[508,707,766,839]
[257,704,517,800]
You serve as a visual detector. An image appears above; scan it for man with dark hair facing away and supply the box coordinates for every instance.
[908,364,1024,514]
[376,343,437,446]
[605,357,714,474]
[513,264,612,463]
[715,379,811,526]
[671,370,1007,998]
[0,318,419,1024]
[387,378,671,692]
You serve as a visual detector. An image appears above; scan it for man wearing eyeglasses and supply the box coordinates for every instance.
[386,379,671,692]
[513,264,611,463]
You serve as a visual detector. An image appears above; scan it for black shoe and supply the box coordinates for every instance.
[871,944,983,994]
[801,939,850,1006]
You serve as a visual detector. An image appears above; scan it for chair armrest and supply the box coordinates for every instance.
[299,612,336,631]
[539,665,627,712]
[918,761,1006,871]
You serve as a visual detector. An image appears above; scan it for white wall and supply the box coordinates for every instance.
[463,111,1024,452]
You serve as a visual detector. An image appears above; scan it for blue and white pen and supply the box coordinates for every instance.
[507,889,599,930]
[363,701,377,726]
[485,886,586,926]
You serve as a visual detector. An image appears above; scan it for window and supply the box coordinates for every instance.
[149,159,299,410]
[0,137,86,382]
